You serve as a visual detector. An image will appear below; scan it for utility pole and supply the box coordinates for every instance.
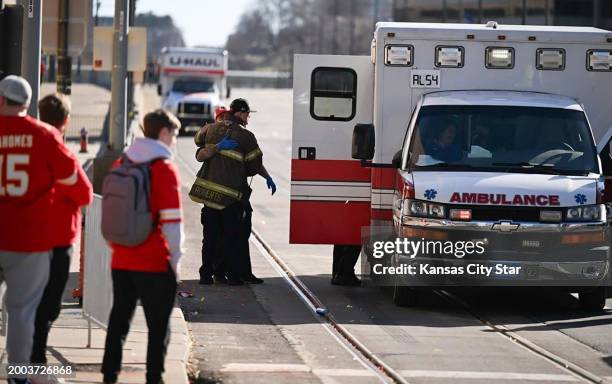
[109,0,129,152]
[373,0,379,27]
[127,0,136,122]
[442,0,447,22]
[593,0,601,28]
[331,0,338,54]
[19,0,42,117]
[348,0,354,55]
[522,0,527,25]
[544,0,549,25]
[57,0,71,94]
[94,0,100,26]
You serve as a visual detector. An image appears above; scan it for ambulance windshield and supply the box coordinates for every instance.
[172,79,215,94]
[407,105,598,176]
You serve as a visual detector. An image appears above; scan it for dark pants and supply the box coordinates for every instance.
[332,245,361,278]
[31,245,72,364]
[199,203,243,280]
[102,269,177,384]
[237,203,253,278]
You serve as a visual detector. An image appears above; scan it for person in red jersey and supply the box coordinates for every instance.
[0,75,77,381]
[31,93,93,364]
[102,109,184,384]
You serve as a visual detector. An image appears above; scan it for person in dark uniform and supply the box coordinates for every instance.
[195,98,275,285]
[428,122,462,162]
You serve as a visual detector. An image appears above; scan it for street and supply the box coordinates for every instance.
[140,85,612,384]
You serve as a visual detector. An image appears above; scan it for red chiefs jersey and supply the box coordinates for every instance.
[0,115,76,252]
[51,164,93,246]
[111,159,182,272]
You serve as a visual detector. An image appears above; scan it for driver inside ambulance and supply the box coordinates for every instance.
[428,121,462,162]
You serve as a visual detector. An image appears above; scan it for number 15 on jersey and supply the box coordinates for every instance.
[0,154,30,197]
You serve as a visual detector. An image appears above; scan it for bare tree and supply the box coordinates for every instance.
[225,0,385,70]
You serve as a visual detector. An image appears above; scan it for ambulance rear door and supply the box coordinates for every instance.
[290,54,374,245]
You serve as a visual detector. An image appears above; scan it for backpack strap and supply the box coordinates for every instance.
[144,157,169,227]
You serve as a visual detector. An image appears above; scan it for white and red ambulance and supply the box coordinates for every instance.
[290,22,612,309]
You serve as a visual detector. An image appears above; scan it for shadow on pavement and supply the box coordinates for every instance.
[175,276,612,331]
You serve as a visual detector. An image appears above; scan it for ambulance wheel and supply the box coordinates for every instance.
[578,287,606,311]
[393,284,419,307]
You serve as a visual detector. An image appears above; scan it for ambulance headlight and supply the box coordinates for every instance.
[587,50,612,71]
[565,204,603,221]
[407,200,446,219]
[486,47,514,69]
[436,46,464,68]
[536,49,565,70]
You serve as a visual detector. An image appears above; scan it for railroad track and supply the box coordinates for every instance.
[176,149,610,384]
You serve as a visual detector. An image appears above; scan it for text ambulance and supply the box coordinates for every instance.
[290,22,612,309]
[158,47,229,134]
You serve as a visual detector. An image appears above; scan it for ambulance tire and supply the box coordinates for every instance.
[392,284,419,307]
[578,287,606,311]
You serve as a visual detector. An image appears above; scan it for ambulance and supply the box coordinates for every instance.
[290,22,612,309]
[158,47,229,134]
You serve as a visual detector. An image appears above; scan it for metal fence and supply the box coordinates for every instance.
[82,195,113,336]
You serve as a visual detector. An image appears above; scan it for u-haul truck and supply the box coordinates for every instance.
[291,22,612,309]
[158,47,229,134]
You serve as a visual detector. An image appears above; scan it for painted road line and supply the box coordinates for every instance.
[400,370,578,382]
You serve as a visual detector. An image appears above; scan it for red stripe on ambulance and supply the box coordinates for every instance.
[291,159,370,182]
[290,200,370,245]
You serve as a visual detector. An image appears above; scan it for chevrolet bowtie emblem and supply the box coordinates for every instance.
[491,221,520,232]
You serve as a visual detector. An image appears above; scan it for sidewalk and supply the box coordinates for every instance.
[0,84,191,384]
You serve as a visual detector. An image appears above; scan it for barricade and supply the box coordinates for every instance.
[82,194,113,346]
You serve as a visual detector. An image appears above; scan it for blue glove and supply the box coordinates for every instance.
[266,176,276,195]
[216,136,238,150]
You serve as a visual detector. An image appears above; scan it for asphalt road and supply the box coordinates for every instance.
[140,85,612,384]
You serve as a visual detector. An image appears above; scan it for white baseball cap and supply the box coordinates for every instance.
[0,75,32,106]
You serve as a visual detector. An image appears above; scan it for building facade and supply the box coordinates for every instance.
[392,0,612,30]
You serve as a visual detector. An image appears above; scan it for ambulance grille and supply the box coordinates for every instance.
[452,205,559,222]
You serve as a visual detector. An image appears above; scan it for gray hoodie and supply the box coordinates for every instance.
[125,137,184,278]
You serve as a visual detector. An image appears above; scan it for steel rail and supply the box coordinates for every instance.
[435,290,608,384]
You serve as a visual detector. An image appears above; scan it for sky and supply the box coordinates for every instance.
[99,0,254,47]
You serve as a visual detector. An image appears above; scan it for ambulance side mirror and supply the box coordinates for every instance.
[157,84,162,96]
[352,124,375,160]
[392,150,403,169]
[226,86,232,99]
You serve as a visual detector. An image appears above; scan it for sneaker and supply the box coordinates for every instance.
[198,276,213,285]
[242,274,264,284]
[227,278,244,286]
[331,274,361,287]
[214,275,228,284]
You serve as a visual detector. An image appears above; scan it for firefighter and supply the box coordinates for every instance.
[194,107,235,284]
[196,98,275,285]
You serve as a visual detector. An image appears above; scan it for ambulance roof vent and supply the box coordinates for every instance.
[485,21,499,29]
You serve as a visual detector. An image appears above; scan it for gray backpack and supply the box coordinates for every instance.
[101,156,163,246]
